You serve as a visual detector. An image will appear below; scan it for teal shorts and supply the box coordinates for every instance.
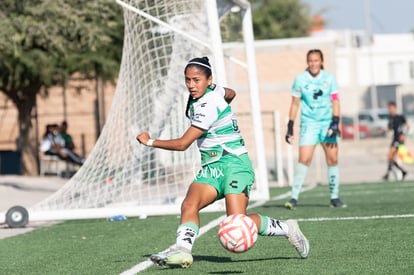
[299,121,337,146]
[193,153,255,200]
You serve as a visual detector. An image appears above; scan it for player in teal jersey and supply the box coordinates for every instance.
[284,49,346,209]
[137,57,309,268]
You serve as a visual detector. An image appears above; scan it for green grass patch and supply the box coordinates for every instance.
[1,181,413,274]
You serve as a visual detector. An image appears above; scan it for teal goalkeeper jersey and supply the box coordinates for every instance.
[291,69,339,123]
[189,84,247,165]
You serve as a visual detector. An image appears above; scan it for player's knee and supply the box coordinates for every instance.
[180,199,200,214]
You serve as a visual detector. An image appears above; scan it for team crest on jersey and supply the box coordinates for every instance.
[313,89,323,99]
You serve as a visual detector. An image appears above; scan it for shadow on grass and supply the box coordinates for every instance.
[195,255,301,274]
[141,254,299,263]
[194,254,298,263]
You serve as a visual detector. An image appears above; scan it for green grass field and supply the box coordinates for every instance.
[1,180,413,275]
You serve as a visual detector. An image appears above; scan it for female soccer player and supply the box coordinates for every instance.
[284,49,346,209]
[382,101,409,181]
[137,57,309,268]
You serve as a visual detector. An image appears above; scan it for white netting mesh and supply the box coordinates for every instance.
[27,0,266,219]
[33,0,212,211]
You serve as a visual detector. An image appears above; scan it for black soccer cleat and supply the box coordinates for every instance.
[284,198,297,210]
[330,198,347,208]
[401,171,407,181]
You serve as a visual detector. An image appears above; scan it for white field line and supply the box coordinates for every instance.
[120,184,317,275]
[307,187,414,198]
[298,214,414,222]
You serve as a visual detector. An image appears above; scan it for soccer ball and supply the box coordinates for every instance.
[218,214,258,253]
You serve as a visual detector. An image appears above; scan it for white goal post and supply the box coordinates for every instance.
[0,0,269,226]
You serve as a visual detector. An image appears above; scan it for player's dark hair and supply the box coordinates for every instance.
[307,49,324,70]
[43,124,58,138]
[388,101,396,107]
[184,57,212,118]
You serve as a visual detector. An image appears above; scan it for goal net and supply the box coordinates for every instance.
[3,0,269,223]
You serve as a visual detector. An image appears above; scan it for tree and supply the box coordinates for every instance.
[0,0,124,175]
[221,0,313,41]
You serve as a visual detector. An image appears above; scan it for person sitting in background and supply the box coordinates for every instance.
[40,124,84,166]
[60,121,75,150]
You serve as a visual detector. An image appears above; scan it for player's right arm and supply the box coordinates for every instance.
[285,96,300,144]
[136,126,204,151]
[288,96,300,122]
[285,75,302,144]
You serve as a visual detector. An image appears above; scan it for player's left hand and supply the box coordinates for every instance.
[327,116,341,138]
[136,132,150,145]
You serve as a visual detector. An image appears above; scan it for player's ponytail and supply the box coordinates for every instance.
[185,95,192,119]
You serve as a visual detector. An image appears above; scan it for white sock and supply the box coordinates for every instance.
[263,217,289,236]
[175,222,199,253]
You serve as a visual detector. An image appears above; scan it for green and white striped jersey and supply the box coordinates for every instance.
[189,84,247,166]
